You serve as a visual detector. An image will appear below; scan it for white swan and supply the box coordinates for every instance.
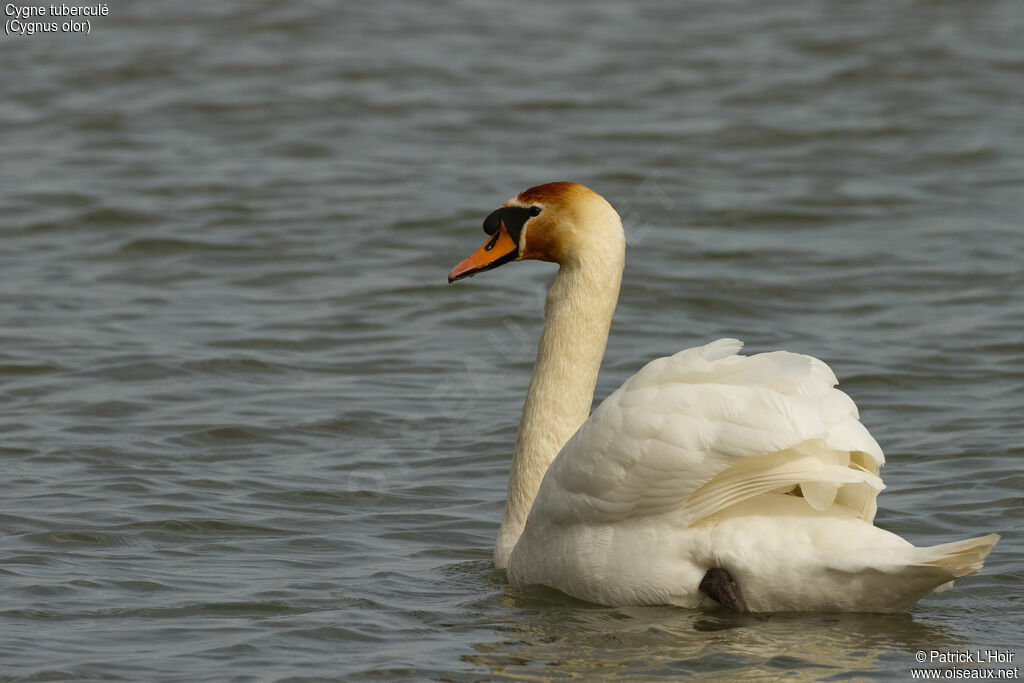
[448,181,998,613]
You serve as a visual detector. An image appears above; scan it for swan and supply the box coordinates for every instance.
[447,181,998,613]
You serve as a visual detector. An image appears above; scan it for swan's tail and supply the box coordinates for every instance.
[712,498,1001,612]
[817,533,1000,612]
[912,533,1000,579]
[872,532,1001,604]
[854,532,1000,609]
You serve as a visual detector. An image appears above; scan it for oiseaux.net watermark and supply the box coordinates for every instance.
[911,649,1018,679]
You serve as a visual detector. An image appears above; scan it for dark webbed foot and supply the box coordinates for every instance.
[699,567,748,613]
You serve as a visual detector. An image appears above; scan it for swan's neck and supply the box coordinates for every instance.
[494,248,623,568]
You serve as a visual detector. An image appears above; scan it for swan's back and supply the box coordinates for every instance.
[529,338,884,528]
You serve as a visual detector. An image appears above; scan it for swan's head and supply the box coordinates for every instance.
[448,181,623,283]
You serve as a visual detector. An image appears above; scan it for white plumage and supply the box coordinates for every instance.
[509,339,994,611]
[448,181,998,613]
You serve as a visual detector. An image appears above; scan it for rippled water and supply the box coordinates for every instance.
[2,1,1022,680]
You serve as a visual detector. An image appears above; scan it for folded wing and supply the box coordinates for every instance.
[532,338,886,527]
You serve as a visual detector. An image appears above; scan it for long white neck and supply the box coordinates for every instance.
[494,235,624,568]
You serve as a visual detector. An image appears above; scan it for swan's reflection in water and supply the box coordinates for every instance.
[462,581,959,679]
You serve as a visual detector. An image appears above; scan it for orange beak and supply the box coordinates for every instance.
[447,221,520,283]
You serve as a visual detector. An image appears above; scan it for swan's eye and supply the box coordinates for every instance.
[482,206,539,239]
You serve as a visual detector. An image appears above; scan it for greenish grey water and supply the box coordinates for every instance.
[1,1,1022,680]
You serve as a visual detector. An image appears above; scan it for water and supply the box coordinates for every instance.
[1,1,1022,680]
